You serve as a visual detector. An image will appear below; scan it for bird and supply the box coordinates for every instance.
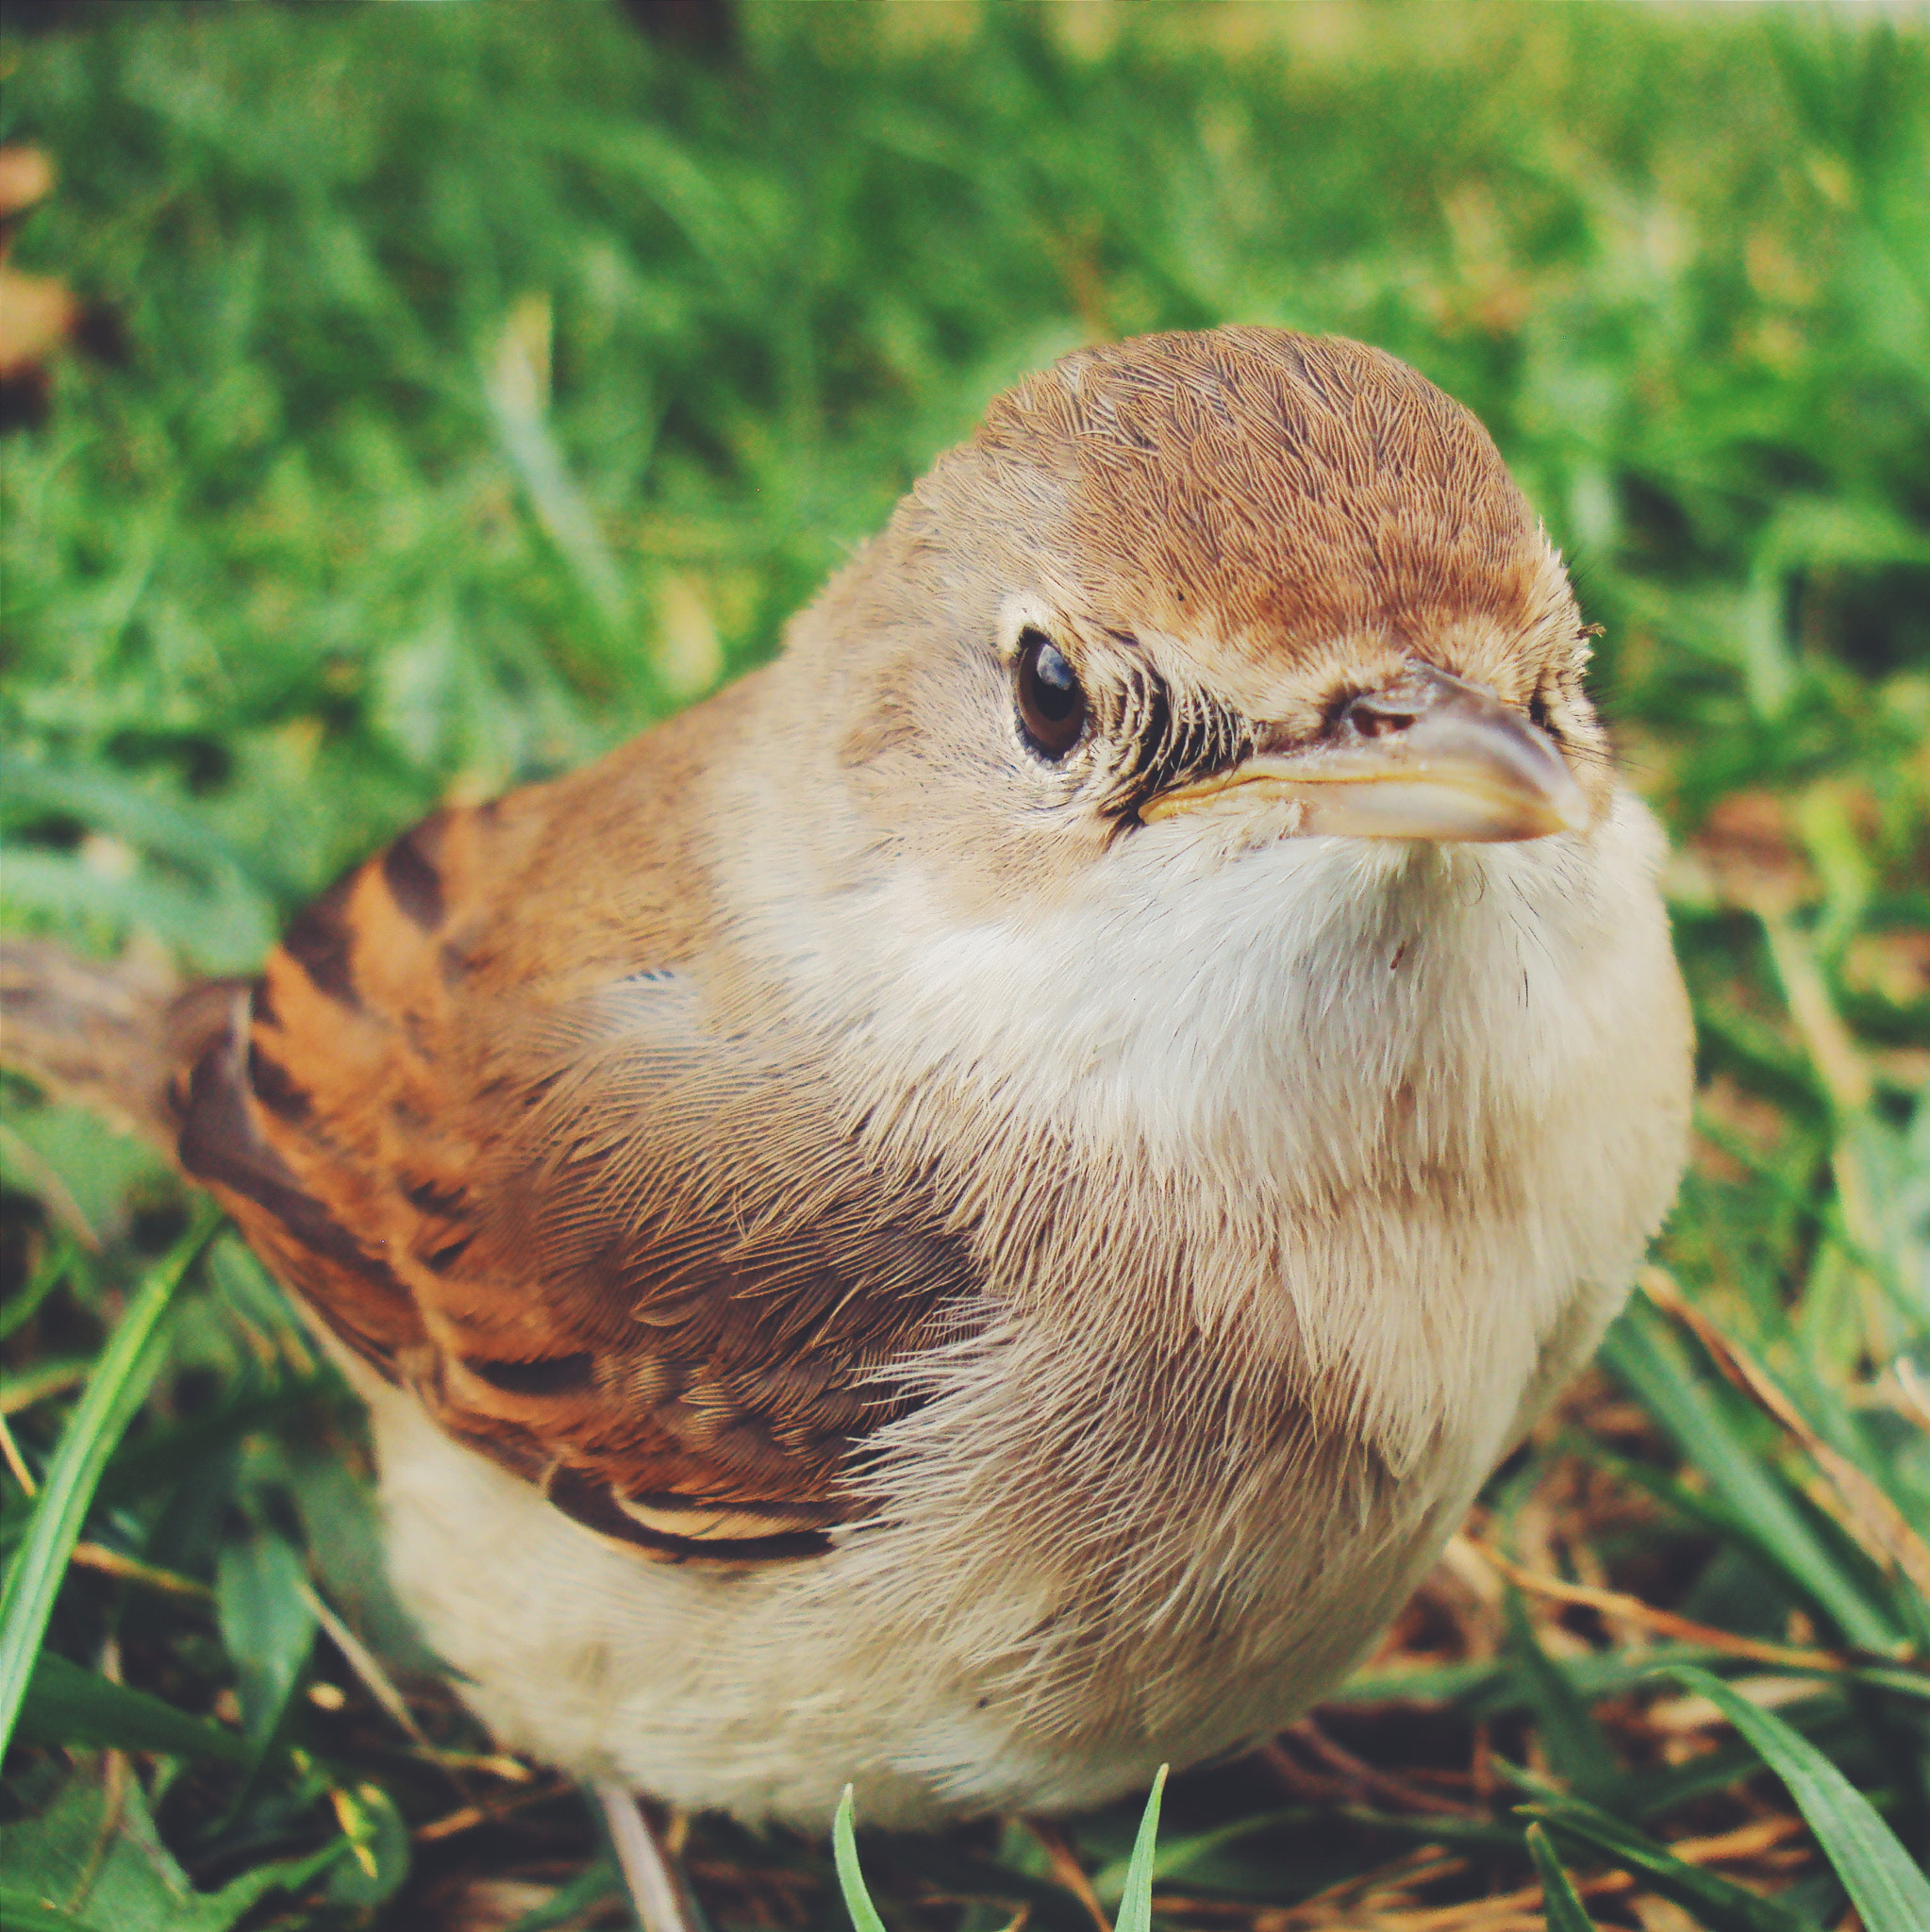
[3,325,1691,1911]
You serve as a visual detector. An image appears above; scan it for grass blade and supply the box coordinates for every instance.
[1520,1795,1807,1932]
[1503,1590,1621,1804]
[1091,1806,1307,1901]
[13,1651,247,1762]
[1113,1766,1169,1932]
[215,1524,317,1747]
[0,1204,219,1760]
[1644,1272,1930,1601]
[832,1786,890,1932]
[0,1238,79,1346]
[1667,1665,1930,1932]
[502,1860,623,1932]
[1599,1303,1898,1650]
[0,1895,88,1929]
[1524,1823,1599,1932]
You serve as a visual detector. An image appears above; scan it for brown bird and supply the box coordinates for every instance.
[3,326,1691,1911]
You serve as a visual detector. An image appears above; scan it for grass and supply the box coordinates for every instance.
[0,1,1926,1926]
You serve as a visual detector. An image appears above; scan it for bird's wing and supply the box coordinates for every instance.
[172,727,978,1566]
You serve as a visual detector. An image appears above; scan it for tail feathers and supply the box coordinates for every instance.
[0,939,239,1155]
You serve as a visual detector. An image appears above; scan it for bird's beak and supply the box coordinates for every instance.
[1140,661,1590,842]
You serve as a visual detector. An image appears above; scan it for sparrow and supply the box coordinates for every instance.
[3,327,1691,1852]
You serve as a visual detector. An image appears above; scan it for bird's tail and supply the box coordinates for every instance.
[0,940,238,1154]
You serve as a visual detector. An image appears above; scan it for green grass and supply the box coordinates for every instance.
[1,2,1926,1927]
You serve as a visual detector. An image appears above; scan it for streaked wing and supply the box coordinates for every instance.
[173,717,978,1565]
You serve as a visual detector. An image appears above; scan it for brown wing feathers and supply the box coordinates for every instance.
[165,741,976,1566]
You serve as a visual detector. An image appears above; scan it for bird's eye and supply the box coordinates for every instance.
[1015,629,1088,761]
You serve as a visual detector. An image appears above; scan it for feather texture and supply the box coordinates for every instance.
[173,701,979,1562]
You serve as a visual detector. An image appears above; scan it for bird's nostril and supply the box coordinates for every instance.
[1345,698,1418,739]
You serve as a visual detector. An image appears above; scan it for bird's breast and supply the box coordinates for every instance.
[784,787,1689,1651]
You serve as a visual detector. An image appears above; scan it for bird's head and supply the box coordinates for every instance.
[794,326,1611,914]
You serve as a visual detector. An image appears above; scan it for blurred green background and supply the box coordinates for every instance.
[1,4,1926,1929]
